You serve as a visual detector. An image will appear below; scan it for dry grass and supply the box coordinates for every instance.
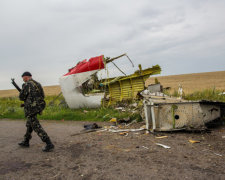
[146,71,225,94]
[43,85,61,96]
[0,89,18,98]
[0,85,61,98]
[1,71,224,98]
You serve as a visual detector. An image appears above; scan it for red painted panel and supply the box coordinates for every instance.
[64,55,104,76]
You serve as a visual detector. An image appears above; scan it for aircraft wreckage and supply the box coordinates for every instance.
[59,54,225,131]
[59,54,161,109]
[142,91,225,131]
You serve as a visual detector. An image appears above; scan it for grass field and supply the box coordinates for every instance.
[0,95,141,121]
[0,85,61,98]
[0,70,224,120]
[146,71,225,94]
[1,71,224,98]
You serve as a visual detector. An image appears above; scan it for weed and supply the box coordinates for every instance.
[1,89,224,121]
[164,88,225,102]
[0,96,139,121]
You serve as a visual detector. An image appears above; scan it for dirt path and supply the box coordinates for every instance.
[0,119,225,180]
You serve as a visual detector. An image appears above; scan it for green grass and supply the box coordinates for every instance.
[1,88,224,121]
[164,88,225,102]
[184,89,225,102]
[0,96,141,121]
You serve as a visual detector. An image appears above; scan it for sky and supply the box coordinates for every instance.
[0,0,225,90]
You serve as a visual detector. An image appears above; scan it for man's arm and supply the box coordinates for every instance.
[19,83,30,101]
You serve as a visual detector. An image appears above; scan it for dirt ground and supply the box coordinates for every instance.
[0,119,225,180]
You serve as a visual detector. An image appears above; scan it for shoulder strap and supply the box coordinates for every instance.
[30,80,41,94]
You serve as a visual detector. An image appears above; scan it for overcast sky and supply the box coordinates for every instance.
[0,0,225,90]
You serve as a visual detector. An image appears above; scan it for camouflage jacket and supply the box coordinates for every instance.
[19,79,46,117]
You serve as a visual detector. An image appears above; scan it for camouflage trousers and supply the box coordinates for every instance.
[24,115,49,142]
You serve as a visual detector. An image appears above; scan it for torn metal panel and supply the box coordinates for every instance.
[144,97,225,131]
[103,65,161,106]
[59,53,161,109]
[59,54,134,109]
[148,84,162,93]
[59,55,105,109]
[59,70,104,109]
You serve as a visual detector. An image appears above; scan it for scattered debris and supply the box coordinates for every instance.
[70,123,102,136]
[117,117,132,124]
[71,122,146,137]
[109,117,134,126]
[115,107,123,110]
[125,119,137,127]
[155,143,171,149]
[141,84,166,97]
[59,53,225,137]
[202,149,223,157]
[84,123,101,130]
[148,83,162,93]
[214,153,222,157]
[109,118,117,123]
[142,146,149,149]
[108,128,145,133]
[189,140,200,144]
[119,132,129,136]
[136,145,149,150]
[155,136,168,139]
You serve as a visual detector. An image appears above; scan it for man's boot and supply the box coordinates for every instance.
[42,138,54,152]
[18,139,30,147]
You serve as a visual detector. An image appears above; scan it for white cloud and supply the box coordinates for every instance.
[0,0,225,89]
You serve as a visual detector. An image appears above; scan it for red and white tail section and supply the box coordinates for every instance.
[59,55,105,109]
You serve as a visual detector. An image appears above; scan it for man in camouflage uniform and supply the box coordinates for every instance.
[18,71,54,152]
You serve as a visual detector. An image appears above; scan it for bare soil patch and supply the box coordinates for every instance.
[0,119,225,179]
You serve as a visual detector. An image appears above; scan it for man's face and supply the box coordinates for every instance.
[22,76,31,82]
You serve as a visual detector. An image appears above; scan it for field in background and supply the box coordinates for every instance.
[146,71,225,94]
[0,71,224,98]
[0,85,61,98]
[1,71,224,120]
